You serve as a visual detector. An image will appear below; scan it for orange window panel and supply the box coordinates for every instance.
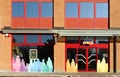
[95,18,108,29]
[26,18,40,28]
[65,18,78,29]
[12,18,24,28]
[41,18,53,29]
[79,19,94,29]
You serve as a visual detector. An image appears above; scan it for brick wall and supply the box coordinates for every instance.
[0,0,11,71]
[54,0,64,28]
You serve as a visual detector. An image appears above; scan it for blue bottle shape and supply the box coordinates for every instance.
[47,57,53,72]
[41,59,46,72]
[36,59,42,72]
[28,59,33,72]
[33,59,37,72]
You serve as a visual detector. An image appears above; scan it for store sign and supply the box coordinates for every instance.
[83,39,93,45]
[29,49,38,60]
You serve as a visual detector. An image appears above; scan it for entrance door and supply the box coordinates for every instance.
[78,48,96,72]
[66,47,97,72]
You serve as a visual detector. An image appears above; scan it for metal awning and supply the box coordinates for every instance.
[57,29,120,36]
[2,27,120,36]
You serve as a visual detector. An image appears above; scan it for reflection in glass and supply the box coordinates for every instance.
[12,2,24,17]
[26,2,38,17]
[80,2,94,18]
[42,35,54,44]
[78,48,86,70]
[98,48,108,63]
[26,35,38,43]
[42,2,53,17]
[66,37,79,43]
[67,48,76,64]
[13,35,24,43]
[96,37,108,44]
[88,48,96,70]
[66,2,78,17]
[96,3,108,18]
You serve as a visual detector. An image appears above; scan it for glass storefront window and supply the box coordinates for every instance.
[41,35,54,44]
[13,35,24,43]
[96,37,108,44]
[12,34,54,72]
[26,35,38,43]
[98,48,108,63]
[66,37,79,43]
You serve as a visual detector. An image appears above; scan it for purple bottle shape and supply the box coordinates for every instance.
[20,59,26,72]
[15,56,20,72]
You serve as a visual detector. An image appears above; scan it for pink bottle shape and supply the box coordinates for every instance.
[15,56,20,72]
[12,57,16,71]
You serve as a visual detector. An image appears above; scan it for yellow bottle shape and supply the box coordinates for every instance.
[97,60,101,72]
[71,59,76,72]
[101,58,106,72]
[66,59,71,72]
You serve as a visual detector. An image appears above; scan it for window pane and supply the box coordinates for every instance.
[66,2,78,18]
[80,2,94,18]
[78,48,86,70]
[42,35,54,44]
[66,37,79,43]
[12,2,24,17]
[42,2,53,17]
[13,35,24,43]
[67,48,76,64]
[96,3,108,18]
[96,37,108,44]
[26,2,38,18]
[98,48,108,63]
[26,35,38,43]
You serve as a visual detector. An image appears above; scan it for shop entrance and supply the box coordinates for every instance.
[66,47,108,72]
[66,36,109,72]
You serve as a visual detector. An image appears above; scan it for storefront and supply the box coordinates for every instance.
[2,28,120,73]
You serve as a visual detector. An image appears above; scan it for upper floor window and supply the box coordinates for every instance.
[12,2,53,18]
[12,2,24,17]
[66,2,78,18]
[42,2,53,17]
[80,2,94,18]
[96,3,108,18]
[26,2,39,18]
[65,2,108,18]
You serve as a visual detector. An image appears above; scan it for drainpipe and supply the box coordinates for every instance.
[113,36,116,73]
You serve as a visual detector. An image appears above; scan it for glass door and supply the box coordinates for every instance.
[78,48,97,72]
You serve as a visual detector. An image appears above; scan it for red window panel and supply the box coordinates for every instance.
[12,18,25,28]
[41,18,53,29]
[26,18,40,28]
[65,18,78,29]
[95,18,108,29]
[79,19,94,29]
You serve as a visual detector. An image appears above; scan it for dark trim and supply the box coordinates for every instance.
[113,36,116,73]
[108,0,110,29]
[52,0,54,29]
